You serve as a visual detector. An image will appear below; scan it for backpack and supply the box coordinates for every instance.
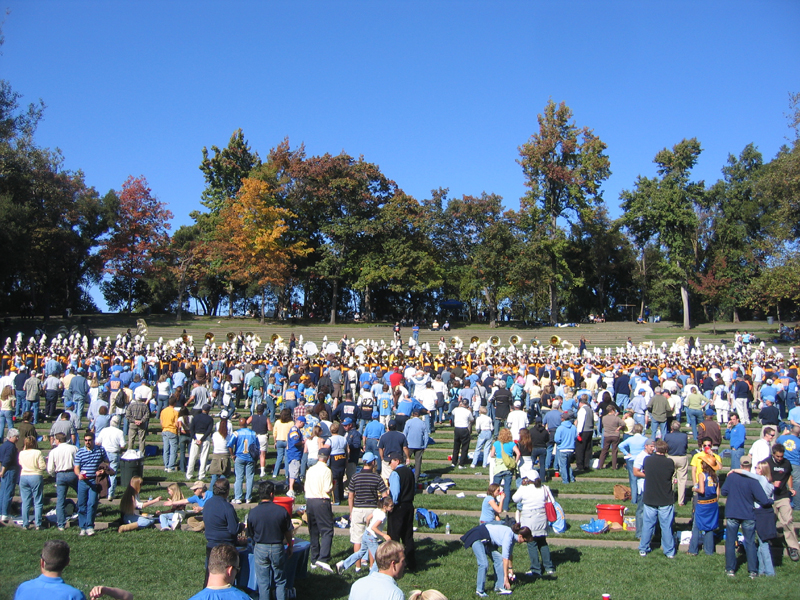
[415,507,439,530]
[500,443,517,472]
[247,435,261,462]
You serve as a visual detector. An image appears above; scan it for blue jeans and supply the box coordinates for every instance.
[472,540,504,593]
[472,431,492,467]
[234,458,255,502]
[526,536,554,575]
[14,390,26,419]
[55,471,78,528]
[343,530,380,572]
[77,478,100,529]
[122,513,156,528]
[0,410,13,441]
[74,397,86,428]
[155,396,169,419]
[558,451,574,484]
[273,441,287,478]
[651,420,666,439]
[162,431,178,469]
[532,447,547,483]
[688,521,715,555]
[616,394,630,411]
[20,474,43,528]
[25,399,39,423]
[625,459,639,504]
[725,518,757,574]
[493,470,512,511]
[730,447,745,469]
[0,468,16,516]
[686,408,703,439]
[545,440,556,469]
[254,542,287,600]
[757,537,774,576]
[638,504,675,556]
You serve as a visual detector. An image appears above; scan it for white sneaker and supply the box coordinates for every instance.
[86,528,95,536]
[287,490,295,499]
[79,529,86,536]
[336,561,345,575]
[316,561,334,573]
[232,499,242,504]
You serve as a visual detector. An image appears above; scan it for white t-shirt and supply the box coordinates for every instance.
[475,414,493,432]
[96,426,126,453]
[451,406,473,428]
[506,410,530,441]
[748,438,771,472]
[366,508,387,538]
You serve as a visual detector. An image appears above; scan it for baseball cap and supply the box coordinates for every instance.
[296,416,307,424]
[739,456,752,468]
[190,481,207,491]
[387,451,403,462]
[318,447,331,458]
[202,403,212,412]
[362,452,377,463]
[513,401,522,408]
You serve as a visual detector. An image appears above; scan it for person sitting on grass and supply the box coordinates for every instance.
[480,483,505,524]
[118,475,162,532]
[157,482,187,531]
[13,539,132,600]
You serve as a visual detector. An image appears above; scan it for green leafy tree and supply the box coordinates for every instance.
[620,138,704,329]
[518,99,611,323]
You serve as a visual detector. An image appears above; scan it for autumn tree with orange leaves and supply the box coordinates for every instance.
[216,177,308,323]
[100,175,173,313]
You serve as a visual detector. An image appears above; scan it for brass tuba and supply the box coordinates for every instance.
[490,335,501,346]
[550,335,561,347]
[509,335,520,345]
[226,332,236,342]
[205,332,215,342]
[470,336,480,344]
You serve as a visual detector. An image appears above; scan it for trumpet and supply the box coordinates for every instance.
[509,335,520,345]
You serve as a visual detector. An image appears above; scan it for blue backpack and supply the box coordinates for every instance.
[415,507,439,530]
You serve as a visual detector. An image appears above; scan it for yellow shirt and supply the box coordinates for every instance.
[19,449,47,476]
[273,420,294,442]
[160,406,179,435]
[304,461,333,500]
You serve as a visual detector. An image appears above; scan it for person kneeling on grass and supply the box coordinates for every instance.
[118,475,162,532]
[338,496,394,574]
[461,522,533,597]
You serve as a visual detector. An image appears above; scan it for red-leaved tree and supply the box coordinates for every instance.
[100,175,173,313]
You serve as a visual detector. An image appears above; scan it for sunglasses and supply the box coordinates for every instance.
[702,444,712,448]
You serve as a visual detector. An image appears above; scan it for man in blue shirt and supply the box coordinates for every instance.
[189,543,251,600]
[227,418,258,504]
[14,540,132,600]
[347,540,405,600]
[776,425,800,509]
[402,410,428,485]
[724,413,746,469]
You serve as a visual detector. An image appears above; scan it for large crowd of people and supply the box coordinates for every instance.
[5,325,800,597]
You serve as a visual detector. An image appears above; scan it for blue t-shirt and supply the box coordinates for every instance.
[188,586,251,600]
[286,426,304,462]
[14,575,86,600]
[480,495,497,523]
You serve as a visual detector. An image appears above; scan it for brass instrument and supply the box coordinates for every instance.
[550,335,561,346]
[490,335,500,346]
[205,332,215,342]
[509,335,520,345]
[226,332,236,342]
[470,336,480,344]
[271,333,280,343]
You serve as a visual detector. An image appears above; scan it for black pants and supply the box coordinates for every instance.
[452,427,471,466]
[330,454,346,503]
[574,431,594,471]
[388,501,416,570]
[306,498,334,564]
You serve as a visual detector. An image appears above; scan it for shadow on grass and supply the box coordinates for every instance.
[549,546,582,565]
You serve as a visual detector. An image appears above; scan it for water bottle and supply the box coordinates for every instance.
[445,522,450,535]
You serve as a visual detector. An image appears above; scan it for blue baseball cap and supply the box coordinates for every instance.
[362,452,377,463]
[342,417,354,426]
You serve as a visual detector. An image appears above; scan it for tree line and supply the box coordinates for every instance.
[1,70,798,328]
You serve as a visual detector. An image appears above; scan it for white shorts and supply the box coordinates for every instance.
[256,434,268,451]
[350,506,374,543]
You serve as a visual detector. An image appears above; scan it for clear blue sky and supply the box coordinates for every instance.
[2,1,799,308]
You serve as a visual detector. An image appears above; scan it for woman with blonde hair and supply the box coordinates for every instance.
[19,436,46,529]
[0,385,15,441]
[489,428,519,511]
[118,476,162,532]
[157,483,186,531]
[408,591,448,600]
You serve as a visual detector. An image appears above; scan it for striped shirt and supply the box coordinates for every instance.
[74,445,109,476]
[347,470,387,507]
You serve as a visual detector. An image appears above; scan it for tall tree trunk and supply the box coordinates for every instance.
[485,288,497,328]
[732,307,740,323]
[127,277,133,314]
[638,246,647,320]
[681,284,691,330]
[364,285,372,323]
[329,278,338,325]
[228,282,234,318]
[176,276,184,322]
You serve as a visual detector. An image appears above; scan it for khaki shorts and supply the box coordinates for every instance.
[350,506,374,543]
[256,433,268,451]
